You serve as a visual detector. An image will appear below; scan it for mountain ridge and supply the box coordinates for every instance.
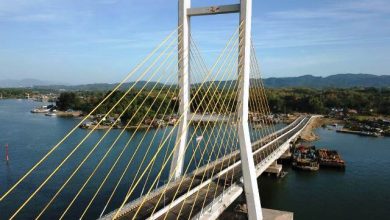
[1,74,389,89]
[0,78,57,88]
[264,73,390,88]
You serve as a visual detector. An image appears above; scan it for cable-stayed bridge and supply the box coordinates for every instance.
[0,1,314,219]
[101,116,311,220]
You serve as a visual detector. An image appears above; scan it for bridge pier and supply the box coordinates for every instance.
[264,161,283,177]
[199,191,293,220]
[99,116,313,220]
[281,148,292,159]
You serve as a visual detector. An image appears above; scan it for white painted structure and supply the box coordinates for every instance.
[100,116,313,220]
[236,0,263,220]
[170,0,191,180]
[169,0,262,219]
[195,116,316,220]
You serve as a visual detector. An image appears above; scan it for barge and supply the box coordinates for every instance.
[292,146,319,171]
[317,148,345,169]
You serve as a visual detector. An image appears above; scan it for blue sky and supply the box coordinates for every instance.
[0,0,389,84]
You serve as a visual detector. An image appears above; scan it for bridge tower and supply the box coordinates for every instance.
[170,0,263,219]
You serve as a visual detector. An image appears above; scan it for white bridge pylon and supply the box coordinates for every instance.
[169,1,263,219]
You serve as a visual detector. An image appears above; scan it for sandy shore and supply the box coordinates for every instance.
[300,116,344,141]
[56,111,83,117]
[282,114,300,124]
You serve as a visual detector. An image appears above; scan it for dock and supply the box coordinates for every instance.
[336,129,380,137]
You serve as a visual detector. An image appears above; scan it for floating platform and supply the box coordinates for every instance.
[317,148,346,169]
[292,146,319,171]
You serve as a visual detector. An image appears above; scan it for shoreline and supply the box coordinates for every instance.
[299,116,344,141]
[80,124,152,130]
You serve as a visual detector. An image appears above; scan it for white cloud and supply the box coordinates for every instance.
[250,0,390,50]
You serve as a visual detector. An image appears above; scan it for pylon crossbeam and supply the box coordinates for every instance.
[187,4,240,16]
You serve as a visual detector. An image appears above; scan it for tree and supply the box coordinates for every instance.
[56,92,80,111]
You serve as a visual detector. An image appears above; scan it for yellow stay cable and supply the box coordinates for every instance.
[140,32,242,220]
[131,40,240,219]
[59,59,179,220]
[114,27,241,219]
[248,50,270,148]
[250,45,279,153]
[182,31,246,218]
[251,48,280,164]
[133,57,184,196]
[169,32,243,216]
[250,60,270,162]
[10,31,179,219]
[143,27,243,219]
[221,38,271,208]
[65,39,186,219]
[0,27,179,202]
[136,26,244,220]
[199,77,241,217]
[37,45,179,219]
[187,41,219,162]
[88,42,193,218]
[82,78,180,219]
[187,38,217,160]
[151,34,217,188]
[252,45,279,142]
[248,50,271,151]
[249,51,272,164]
[177,47,241,219]
[249,54,272,159]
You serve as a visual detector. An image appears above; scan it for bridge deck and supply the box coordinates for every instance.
[102,116,309,220]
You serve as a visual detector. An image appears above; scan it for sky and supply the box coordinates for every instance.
[0,0,389,84]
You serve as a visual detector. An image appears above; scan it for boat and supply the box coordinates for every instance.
[45,112,57,117]
[292,145,319,171]
[292,160,319,171]
[31,108,50,113]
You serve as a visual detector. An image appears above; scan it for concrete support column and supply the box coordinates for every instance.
[237,0,263,219]
[170,0,191,180]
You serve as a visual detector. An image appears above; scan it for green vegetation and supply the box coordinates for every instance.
[3,86,390,124]
[0,88,45,98]
[0,88,58,100]
[56,92,81,111]
[266,87,390,115]
[56,89,179,125]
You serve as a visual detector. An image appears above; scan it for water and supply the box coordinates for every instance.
[1,100,389,219]
[259,126,390,220]
[0,99,282,219]
[0,100,179,219]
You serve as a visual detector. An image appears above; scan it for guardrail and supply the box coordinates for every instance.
[101,116,313,220]
[194,115,316,220]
